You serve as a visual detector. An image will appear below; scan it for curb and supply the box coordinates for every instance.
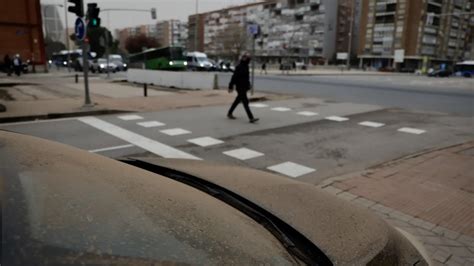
[0,109,130,124]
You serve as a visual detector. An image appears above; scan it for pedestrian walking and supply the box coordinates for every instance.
[3,54,12,76]
[13,54,22,76]
[260,62,267,75]
[227,53,259,123]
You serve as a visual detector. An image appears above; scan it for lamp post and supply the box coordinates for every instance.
[195,0,199,51]
[63,0,71,72]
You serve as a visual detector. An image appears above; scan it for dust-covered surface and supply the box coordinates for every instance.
[0,131,296,265]
[138,158,428,266]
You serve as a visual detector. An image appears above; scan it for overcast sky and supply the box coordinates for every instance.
[41,0,258,33]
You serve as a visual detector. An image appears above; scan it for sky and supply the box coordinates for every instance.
[41,0,259,33]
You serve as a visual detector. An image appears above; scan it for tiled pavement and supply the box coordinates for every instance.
[320,142,474,265]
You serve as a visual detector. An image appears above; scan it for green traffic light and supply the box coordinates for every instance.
[92,19,97,26]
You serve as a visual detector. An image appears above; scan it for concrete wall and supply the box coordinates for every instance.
[127,69,217,90]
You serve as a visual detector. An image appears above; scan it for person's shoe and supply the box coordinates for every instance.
[249,118,260,123]
[227,114,236,120]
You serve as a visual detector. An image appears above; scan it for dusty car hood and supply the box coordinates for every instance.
[0,131,296,265]
[132,158,428,265]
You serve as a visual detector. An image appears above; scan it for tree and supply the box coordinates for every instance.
[211,24,248,61]
[44,36,66,59]
[125,34,160,54]
[69,27,113,58]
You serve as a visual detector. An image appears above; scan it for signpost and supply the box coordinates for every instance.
[248,23,260,95]
[75,17,91,106]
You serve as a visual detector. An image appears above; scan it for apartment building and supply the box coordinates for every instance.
[41,4,64,43]
[358,0,473,70]
[116,20,187,53]
[190,0,353,63]
[156,20,188,48]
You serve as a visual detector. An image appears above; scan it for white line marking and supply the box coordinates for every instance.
[78,117,201,160]
[118,115,143,121]
[325,116,350,122]
[271,107,292,112]
[188,137,224,147]
[137,121,166,128]
[223,148,264,160]
[297,111,319,117]
[249,103,269,108]
[89,144,135,153]
[267,162,316,178]
[160,128,192,136]
[398,127,427,135]
[359,121,385,128]
[0,117,78,127]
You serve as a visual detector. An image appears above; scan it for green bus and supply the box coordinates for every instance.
[129,46,187,71]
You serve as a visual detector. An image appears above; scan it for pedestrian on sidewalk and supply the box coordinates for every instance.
[3,54,12,76]
[227,53,259,123]
[260,62,267,75]
[13,54,22,77]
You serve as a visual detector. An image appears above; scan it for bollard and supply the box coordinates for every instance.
[75,74,79,83]
[213,74,219,90]
[144,83,148,97]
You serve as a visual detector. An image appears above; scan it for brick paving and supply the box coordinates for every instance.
[321,142,474,265]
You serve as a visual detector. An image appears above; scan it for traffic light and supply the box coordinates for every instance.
[87,3,101,28]
[68,0,84,17]
[151,8,157,20]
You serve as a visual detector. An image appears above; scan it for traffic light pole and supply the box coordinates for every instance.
[82,39,92,106]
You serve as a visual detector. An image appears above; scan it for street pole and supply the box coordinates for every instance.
[251,34,256,96]
[64,0,70,72]
[347,0,355,70]
[195,0,199,51]
[105,11,110,79]
[82,39,92,106]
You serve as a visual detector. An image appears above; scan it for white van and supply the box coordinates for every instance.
[186,52,213,71]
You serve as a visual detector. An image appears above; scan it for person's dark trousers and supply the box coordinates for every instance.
[228,89,254,120]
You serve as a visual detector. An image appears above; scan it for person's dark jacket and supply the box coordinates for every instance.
[229,61,251,92]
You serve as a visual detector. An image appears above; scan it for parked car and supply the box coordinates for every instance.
[90,58,117,73]
[428,69,453,77]
[1,131,431,265]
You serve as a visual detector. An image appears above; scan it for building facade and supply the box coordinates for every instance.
[0,0,46,65]
[189,0,357,64]
[117,20,188,53]
[41,4,64,43]
[358,0,473,70]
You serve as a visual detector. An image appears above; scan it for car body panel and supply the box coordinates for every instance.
[0,131,296,265]
[130,158,428,266]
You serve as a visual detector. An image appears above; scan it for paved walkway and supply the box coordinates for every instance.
[0,75,280,121]
[320,142,474,265]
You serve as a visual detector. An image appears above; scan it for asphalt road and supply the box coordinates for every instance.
[2,98,472,184]
[218,73,474,116]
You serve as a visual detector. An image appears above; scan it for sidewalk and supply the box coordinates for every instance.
[0,75,289,123]
[259,68,409,76]
[319,142,474,265]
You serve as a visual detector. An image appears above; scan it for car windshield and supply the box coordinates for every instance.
[1,0,472,265]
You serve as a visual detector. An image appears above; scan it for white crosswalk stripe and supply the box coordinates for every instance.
[118,115,143,121]
[160,128,192,136]
[267,162,316,178]
[325,116,350,122]
[359,121,385,128]
[188,137,224,147]
[137,121,166,128]
[223,148,264,160]
[398,127,427,135]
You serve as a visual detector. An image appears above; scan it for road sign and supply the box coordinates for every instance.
[248,24,260,37]
[75,17,86,41]
[394,49,405,63]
